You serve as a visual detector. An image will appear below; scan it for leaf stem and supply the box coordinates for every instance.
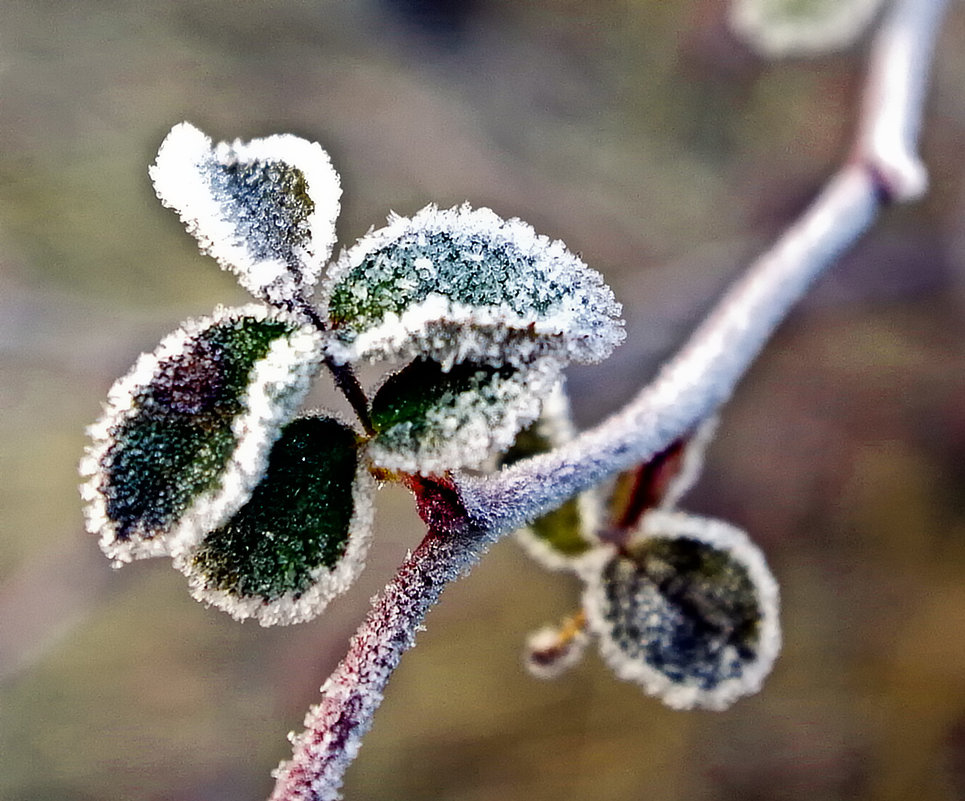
[294,297,375,436]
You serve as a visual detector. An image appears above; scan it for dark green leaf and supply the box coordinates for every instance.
[179,415,374,626]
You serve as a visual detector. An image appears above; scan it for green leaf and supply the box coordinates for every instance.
[178,415,374,626]
[501,384,601,569]
[150,122,342,307]
[582,510,781,710]
[368,358,554,474]
[80,305,323,564]
[322,204,624,370]
[730,0,885,57]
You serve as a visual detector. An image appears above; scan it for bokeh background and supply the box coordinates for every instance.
[3,1,965,799]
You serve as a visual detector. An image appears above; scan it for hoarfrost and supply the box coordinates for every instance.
[582,510,781,710]
[322,204,624,369]
[177,415,375,626]
[79,304,323,564]
[500,383,603,569]
[368,358,559,475]
[150,122,342,307]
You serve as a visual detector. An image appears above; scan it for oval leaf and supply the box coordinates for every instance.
[176,415,375,626]
[501,384,602,569]
[80,305,323,564]
[322,204,624,370]
[582,510,780,710]
[730,0,885,57]
[367,358,556,475]
[150,122,342,307]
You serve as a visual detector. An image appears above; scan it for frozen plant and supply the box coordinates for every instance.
[79,0,948,797]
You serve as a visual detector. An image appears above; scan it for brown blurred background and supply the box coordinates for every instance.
[3,1,965,799]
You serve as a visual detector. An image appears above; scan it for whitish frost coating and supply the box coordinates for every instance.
[176,455,376,627]
[505,383,604,571]
[79,304,323,564]
[322,204,624,370]
[524,623,590,680]
[368,360,559,475]
[731,0,886,57]
[150,122,341,306]
[582,510,781,711]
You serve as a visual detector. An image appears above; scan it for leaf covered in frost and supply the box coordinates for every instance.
[582,510,780,710]
[150,122,342,307]
[730,0,886,57]
[322,204,624,370]
[80,304,323,564]
[501,383,602,569]
[367,357,556,475]
[177,415,374,626]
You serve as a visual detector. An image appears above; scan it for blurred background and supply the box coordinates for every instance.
[3,1,965,799]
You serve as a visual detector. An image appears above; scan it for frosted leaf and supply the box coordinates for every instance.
[583,510,781,710]
[80,304,323,564]
[730,0,886,57]
[322,204,624,370]
[367,358,557,475]
[150,122,341,307]
[524,616,590,680]
[176,415,374,626]
[501,384,603,570]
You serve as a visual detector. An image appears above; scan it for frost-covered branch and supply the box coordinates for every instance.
[459,0,948,532]
[269,0,948,797]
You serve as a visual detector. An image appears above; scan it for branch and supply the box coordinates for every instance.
[269,0,948,797]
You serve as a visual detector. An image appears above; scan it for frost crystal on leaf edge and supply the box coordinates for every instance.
[150,121,342,306]
[322,203,625,370]
[581,510,781,711]
[79,303,323,565]
[367,360,561,475]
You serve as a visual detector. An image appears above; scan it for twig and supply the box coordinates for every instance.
[269,1,949,798]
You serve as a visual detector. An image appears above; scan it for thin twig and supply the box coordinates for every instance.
[269,1,949,798]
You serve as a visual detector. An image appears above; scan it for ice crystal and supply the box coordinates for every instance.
[79,304,323,564]
[150,122,341,307]
[582,510,780,710]
[367,358,557,475]
[322,204,624,370]
[730,0,886,57]
[178,415,374,626]
[501,383,602,570]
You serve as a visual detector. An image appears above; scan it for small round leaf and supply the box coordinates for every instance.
[583,510,780,710]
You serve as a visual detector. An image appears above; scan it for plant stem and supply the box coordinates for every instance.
[269,1,949,798]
